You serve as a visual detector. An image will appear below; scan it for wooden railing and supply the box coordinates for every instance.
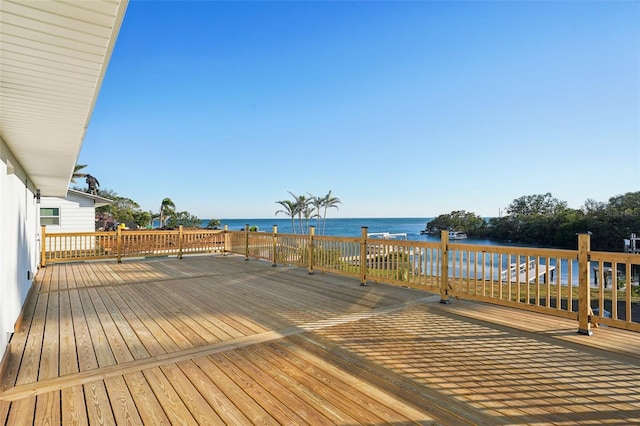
[41,225,640,334]
[41,225,224,264]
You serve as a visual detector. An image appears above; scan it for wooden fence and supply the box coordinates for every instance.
[41,225,640,334]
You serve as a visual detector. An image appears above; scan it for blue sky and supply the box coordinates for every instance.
[79,1,639,219]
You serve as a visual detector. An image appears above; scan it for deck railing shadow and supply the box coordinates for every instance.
[41,225,640,334]
[305,309,640,425]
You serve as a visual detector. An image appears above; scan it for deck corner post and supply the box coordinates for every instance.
[360,226,368,286]
[223,224,228,256]
[244,223,250,261]
[308,226,315,275]
[40,225,47,267]
[577,232,593,335]
[440,230,451,304]
[178,225,184,259]
[272,225,278,267]
[116,225,122,263]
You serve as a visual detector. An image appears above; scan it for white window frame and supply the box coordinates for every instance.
[40,206,61,226]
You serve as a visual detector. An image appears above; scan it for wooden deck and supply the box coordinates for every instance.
[1,255,640,425]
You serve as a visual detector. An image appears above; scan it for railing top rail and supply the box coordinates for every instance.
[314,235,360,243]
[46,231,117,237]
[590,251,640,263]
[447,242,577,257]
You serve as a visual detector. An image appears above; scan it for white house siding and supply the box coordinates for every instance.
[41,192,98,233]
[41,191,100,252]
[0,137,40,360]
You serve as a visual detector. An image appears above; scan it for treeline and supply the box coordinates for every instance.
[425,192,640,251]
[82,188,218,230]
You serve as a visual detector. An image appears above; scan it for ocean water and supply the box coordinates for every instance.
[216,217,432,239]
[212,217,502,246]
[157,217,433,238]
[156,217,504,246]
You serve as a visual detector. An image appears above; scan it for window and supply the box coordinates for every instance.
[40,207,60,226]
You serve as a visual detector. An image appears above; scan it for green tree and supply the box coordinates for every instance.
[426,210,486,235]
[159,198,176,228]
[166,211,201,228]
[70,164,87,184]
[486,192,640,250]
[275,198,298,234]
[309,195,323,231]
[507,193,568,217]
[300,197,316,234]
[318,190,341,235]
[132,210,152,229]
[581,198,606,215]
[96,191,139,222]
[206,219,221,229]
[277,191,341,235]
[289,192,311,234]
[93,188,149,229]
[606,192,640,216]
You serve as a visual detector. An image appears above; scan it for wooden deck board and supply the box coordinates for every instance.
[0,400,8,424]
[191,355,278,424]
[2,255,640,425]
[241,344,361,424]
[176,359,253,425]
[61,385,88,424]
[0,287,38,391]
[158,363,225,424]
[221,349,336,425]
[113,285,178,356]
[15,292,48,386]
[265,339,422,424]
[84,380,116,425]
[123,371,170,425]
[104,375,143,425]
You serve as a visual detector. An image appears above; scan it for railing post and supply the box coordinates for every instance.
[244,223,250,261]
[223,224,228,256]
[440,230,451,304]
[272,225,278,266]
[308,226,315,275]
[360,227,368,286]
[40,225,47,267]
[116,225,122,263]
[178,225,184,259]
[577,232,593,335]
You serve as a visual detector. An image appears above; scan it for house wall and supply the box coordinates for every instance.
[41,192,97,233]
[0,137,39,361]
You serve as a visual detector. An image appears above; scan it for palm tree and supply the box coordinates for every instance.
[301,202,317,234]
[159,198,175,228]
[275,199,298,234]
[70,164,88,184]
[319,190,341,235]
[288,192,311,234]
[309,194,323,230]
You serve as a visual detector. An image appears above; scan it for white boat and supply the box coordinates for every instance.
[368,232,407,240]
[448,231,468,240]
